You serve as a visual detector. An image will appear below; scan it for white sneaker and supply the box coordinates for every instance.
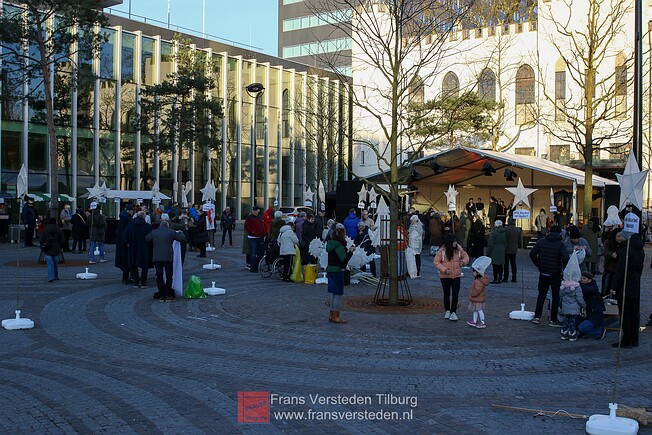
[444,310,451,319]
[449,312,458,321]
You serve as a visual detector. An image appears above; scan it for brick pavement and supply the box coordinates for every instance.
[0,232,650,434]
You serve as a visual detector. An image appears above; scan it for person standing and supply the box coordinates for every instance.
[563,225,592,272]
[343,209,360,239]
[407,214,423,278]
[220,206,235,247]
[59,204,73,251]
[581,217,602,275]
[70,208,88,253]
[145,220,186,302]
[529,225,569,326]
[429,212,444,248]
[434,233,470,321]
[326,225,354,324]
[244,206,266,272]
[194,209,209,257]
[115,204,135,284]
[87,205,107,264]
[124,210,153,288]
[465,198,476,217]
[467,256,491,328]
[21,197,38,247]
[278,222,299,282]
[458,211,470,250]
[503,218,521,282]
[488,197,499,228]
[40,217,65,283]
[535,209,549,239]
[486,220,506,284]
[354,221,376,276]
[301,213,321,264]
[468,214,485,260]
[602,227,621,296]
[360,209,375,230]
[610,231,645,348]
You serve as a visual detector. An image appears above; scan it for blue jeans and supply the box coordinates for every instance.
[44,254,59,282]
[563,315,579,334]
[248,237,263,271]
[89,241,105,262]
[578,319,603,338]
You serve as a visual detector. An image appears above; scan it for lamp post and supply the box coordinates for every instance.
[246,82,265,209]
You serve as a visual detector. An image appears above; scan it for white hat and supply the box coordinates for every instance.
[603,205,622,227]
[563,251,582,282]
[471,256,492,275]
[410,214,420,222]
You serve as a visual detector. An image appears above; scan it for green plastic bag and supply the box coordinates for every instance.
[290,245,303,283]
[184,275,206,299]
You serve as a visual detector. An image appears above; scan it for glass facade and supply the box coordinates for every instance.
[0,10,349,218]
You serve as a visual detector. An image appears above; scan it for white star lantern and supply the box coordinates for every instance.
[505,178,537,208]
[200,180,217,202]
[86,182,104,200]
[304,186,314,206]
[616,150,648,211]
[357,185,368,203]
[444,185,458,211]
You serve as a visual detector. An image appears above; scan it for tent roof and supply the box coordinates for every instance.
[369,146,618,189]
[80,190,171,200]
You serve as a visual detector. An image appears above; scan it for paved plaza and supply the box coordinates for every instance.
[0,231,650,434]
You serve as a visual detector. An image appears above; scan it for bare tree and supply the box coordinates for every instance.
[538,0,633,219]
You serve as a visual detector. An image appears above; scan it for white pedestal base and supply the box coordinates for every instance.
[76,267,98,279]
[2,310,34,330]
[203,260,221,270]
[509,303,535,321]
[586,403,639,434]
[315,273,328,284]
[204,282,226,295]
[206,244,216,252]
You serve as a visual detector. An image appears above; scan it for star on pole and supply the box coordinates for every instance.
[86,182,104,200]
[505,178,537,208]
[444,184,458,209]
[357,184,368,203]
[200,180,217,202]
[616,150,648,210]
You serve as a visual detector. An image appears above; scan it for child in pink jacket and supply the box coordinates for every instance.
[468,256,492,328]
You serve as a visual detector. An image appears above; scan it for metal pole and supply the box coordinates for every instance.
[167,0,171,28]
[633,0,643,165]
[128,0,132,18]
[202,0,205,38]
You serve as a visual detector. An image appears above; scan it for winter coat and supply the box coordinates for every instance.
[21,203,37,226]
[459,214,470,249]
[123,216,153,269]
[220,210,236,230]
[114,209,132,270]
[244,214,266,238]
[326,239,351,274]
[612,234,645,300]
[434,244,469,279]
[581,280,605,326]
[343,212,360,239]
[563,237,592,271]
[294,217,305,239]
[70,211,88,240]
[603,238,619,273]
[301,220,322,248]
[87,210,107,242]
[429,216,444,246]
[268,218,285,241]
[408,222,423,252]
[39,223,65,257]
[468,219,485,258]
[278,225,299,256]
[60,208,72,231]
[560,282,586,315]
[145,226,186,262]
[535,212,549,235]
[263,207,275,234]
[354,228,374,256]
[503,224,521,255]
[581,225,601,263]
[486,227,506,266]
[469,275,490,303]
[194,213,210,245]
[529,232,569,276]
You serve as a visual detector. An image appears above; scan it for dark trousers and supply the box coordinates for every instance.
[601,271,614,296]
[130,266,149,286]
[282,254,293,280]
[197,243,206,257]
[441,277,461,313]
[221,227,233,246]
[154,261,174,298]
[492,264,503,282]
[415,254,421,276]
[25,224,35,246]
[248,237,263,272]
[504,254,516,280]
[62,229,71,251]
[535,274,562,321]
[617,297,640,346]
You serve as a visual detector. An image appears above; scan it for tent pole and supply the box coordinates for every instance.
[572,179,578,225]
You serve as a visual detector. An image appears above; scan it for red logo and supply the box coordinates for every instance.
[237,391,270,423]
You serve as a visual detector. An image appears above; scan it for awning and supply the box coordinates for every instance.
[79,190,171,200]
[29,193,76,202]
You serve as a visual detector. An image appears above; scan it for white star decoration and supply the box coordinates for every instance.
[86,182,104,200]
[200,180,217,202]
[151,180,161,198]
[357,185,368,203]
[368,186,378,205]
[304,186,314,202]
[444,184,458,208]
[505,178,537,208]
[616,150,648,210]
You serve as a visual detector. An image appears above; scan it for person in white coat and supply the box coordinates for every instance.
[408,214,424,278]
[278,223,299,282]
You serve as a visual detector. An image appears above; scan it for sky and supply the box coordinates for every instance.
[107,0,279,55]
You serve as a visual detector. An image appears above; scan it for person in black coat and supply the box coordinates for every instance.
[194,211,209,257]
[529,225,569,325]
[300,213,322,264]
[354,222,376,276]
[115,204,135,284]
[577,271,606,339]
[610,231,645,348]
[39,218,65,282]
[124,210,153,288]
[70,208,88,253]
[468,214,485,259]
[21,198,38,247]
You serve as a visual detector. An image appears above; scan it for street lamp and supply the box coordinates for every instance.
[246,83,265,209]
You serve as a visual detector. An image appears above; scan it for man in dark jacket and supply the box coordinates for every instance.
[610,231,645,348]
[577,271,606,340]
[145,220,186,301]
[87,206,107,264]
[124,210,153,288]
[21,197,38,247]
[244,206,266,272]
[115,204,135,284]
[529,225,569,325]
[503,218,521,282]
[301,213,322,264]
[40,217,65,283]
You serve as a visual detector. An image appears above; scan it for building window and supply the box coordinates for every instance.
[442,72,459,98]
[476,28,483,38]
[549,144,570,164]
[555,63,566,121]
[515,64,535,124]
[409,76,424,105]
[255,93,265,141]
[479,68,496,102]
[615,54,627,119]
[515,147,535,156]
[282,89,290,138]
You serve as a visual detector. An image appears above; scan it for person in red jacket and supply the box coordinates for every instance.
[244,206,266,272]
[263,204,275,235]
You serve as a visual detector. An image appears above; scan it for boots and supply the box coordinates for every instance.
[329,310,347,324]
